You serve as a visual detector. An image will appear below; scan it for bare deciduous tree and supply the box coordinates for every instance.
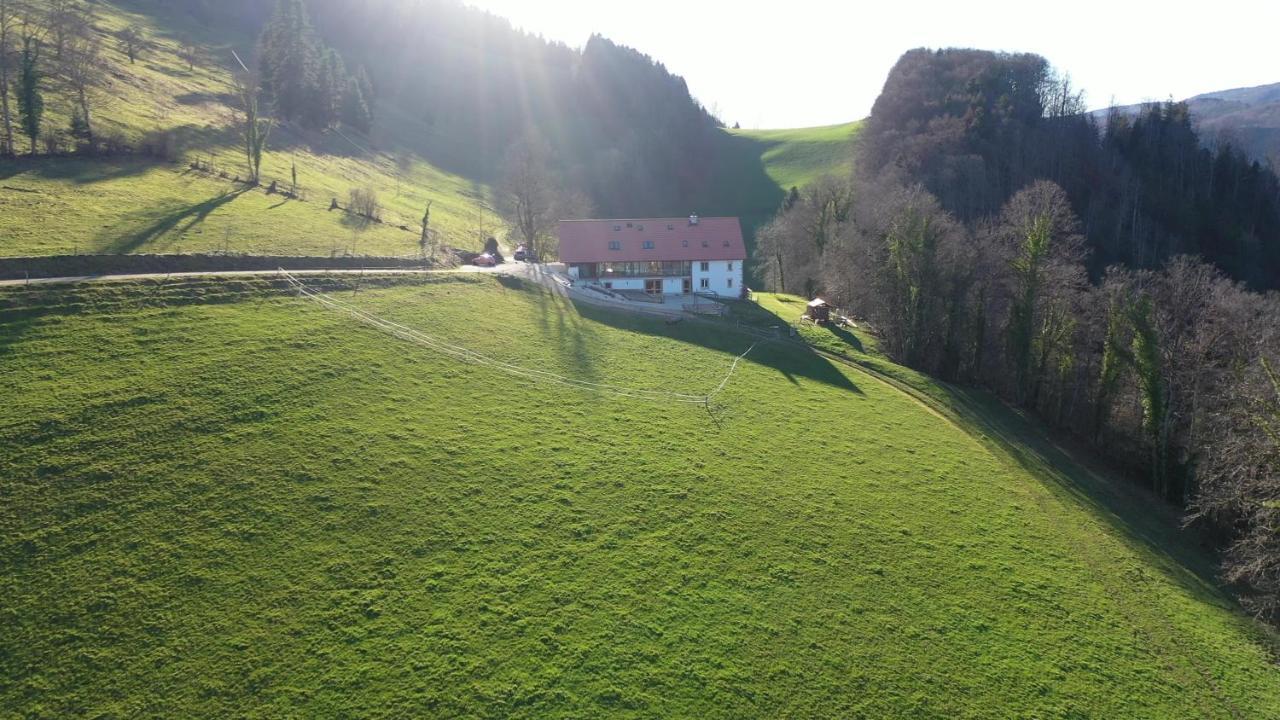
[496,133,590,262]
[116,24,144,64]
[0,0,17,157]
[60,31,103,149]
[347,187,381,221]
[178,39,199,72]
[230,51,271,185]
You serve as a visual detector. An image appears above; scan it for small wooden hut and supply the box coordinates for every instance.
[807,298,831,324]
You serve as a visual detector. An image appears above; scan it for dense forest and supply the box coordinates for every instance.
[858,49,1280,289]
[144,0,723,218]
[757,48,1280,620]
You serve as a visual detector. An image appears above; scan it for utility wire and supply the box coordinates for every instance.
[281,271,757,404]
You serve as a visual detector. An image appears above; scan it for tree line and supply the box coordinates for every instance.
[757,48,1280,621]
[256,0,372,133]
[0,0,199,158]
[304,0,721,216]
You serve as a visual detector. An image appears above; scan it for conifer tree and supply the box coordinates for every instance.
[16,36,41,156]
[341,77,371,133]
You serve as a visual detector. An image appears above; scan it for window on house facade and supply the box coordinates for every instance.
[609,240,621,250]
[700,262,709,272]
[604,282,613,289]
[642,240,655,249]
[728,262,734,271]
[727,278,733,288]
[700,278,710,289]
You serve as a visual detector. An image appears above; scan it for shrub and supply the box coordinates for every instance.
[347,187,381,221]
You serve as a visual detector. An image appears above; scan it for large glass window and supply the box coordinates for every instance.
[598,261,690,277]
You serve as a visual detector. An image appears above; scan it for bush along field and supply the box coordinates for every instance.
[2,274,1278,718]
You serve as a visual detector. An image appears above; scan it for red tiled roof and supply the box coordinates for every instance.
[558,217,746,263]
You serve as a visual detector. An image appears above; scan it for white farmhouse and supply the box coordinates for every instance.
[558,215,746,298]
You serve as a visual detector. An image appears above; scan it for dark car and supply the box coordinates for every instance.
[514,244,531,262]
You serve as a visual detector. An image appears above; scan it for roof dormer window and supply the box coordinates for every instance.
[614,225,622,231]
[609,240,621,250]
[642,240,655,249]
[701,240,709,248]
[681,239,689,247]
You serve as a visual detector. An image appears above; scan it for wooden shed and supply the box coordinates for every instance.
[807,298,831,324]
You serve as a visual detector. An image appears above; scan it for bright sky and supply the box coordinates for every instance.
[465,0,1280,129]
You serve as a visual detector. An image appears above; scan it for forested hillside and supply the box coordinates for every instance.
[133,0,783,220]
[1,0,824,262]
[1098,82,1280,171]
[757,48,1280,621]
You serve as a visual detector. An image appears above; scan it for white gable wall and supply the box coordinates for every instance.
[692,260,742,297]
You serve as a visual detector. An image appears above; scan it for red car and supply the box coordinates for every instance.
[472,253,498,267]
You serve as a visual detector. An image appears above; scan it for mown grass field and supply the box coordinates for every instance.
[2,275,1277,718]
[729,122,861,193]
[0,158,432,258]
[0,0,491,258]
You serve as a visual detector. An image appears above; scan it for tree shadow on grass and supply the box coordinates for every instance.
[0,156,162,185]
[100,187,250,254]
[827,324,864,353]
[828,350,1278,649]
[496,275,600,382]
[948,387,1233,601]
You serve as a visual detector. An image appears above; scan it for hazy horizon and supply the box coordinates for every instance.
[465,0,1280,129]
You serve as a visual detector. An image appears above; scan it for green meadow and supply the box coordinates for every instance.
[0,0,491,259]
[730,122,861,193]
[2,275,1276,718]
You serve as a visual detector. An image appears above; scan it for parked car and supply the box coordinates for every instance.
[473,253,498,267]
[513,244,530,262]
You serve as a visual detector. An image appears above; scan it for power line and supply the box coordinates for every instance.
[280,271,758,404]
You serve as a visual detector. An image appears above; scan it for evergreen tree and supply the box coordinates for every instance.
[258,0,321,124]
[16,36,41,156]
[341,77,371,133]
[318,49,347,128]
[353,65,375,126]
[69,107,90,145]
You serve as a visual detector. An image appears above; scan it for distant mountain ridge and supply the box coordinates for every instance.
[1096,82,1280,166]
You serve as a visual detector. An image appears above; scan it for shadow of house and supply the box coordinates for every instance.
[568,294,862,395]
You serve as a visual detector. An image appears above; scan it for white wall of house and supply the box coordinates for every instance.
[573,259,742,295]
[691,260,742,296]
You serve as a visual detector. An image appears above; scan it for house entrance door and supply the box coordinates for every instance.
[682,278,692,294]
[644,279,663,295]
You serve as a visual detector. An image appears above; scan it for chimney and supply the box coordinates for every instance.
[689,213,699,226]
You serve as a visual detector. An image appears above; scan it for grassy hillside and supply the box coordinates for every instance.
[2,275,1277,717]
[0,1,862,263]
[0,158,436,257]
[698,122,860,223]
[731,122,860,192]
[0,0,491,259]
